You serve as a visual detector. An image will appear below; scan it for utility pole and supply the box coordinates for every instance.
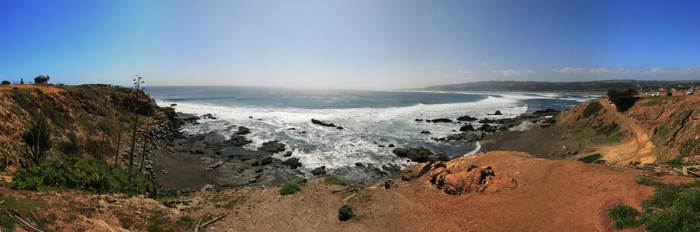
[128,75,145,172]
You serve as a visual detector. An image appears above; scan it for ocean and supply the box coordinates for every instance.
[146,86,599,182]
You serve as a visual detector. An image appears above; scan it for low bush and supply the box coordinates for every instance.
[324,176,349,186]
[11,157,152,195]
[338,204,353,221]
[582,101,604,118]
[577,153,602,163]
[607,204,642,229]
[612,178,700,231]
[280,182,301,195]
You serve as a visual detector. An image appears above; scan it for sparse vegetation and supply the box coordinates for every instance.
[280,182,302,195]
[338,204,354,221]
[577,153,602,164]
[617,178,700,231]
[325,176,349,186]
[607,204,642,229]
[582,101,604,118]
[467,165,479,172]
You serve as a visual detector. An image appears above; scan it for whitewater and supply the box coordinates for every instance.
[146,86,599,182]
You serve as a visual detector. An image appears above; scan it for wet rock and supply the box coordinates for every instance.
[260,141,286,153]
[392,147,449,163]
[430,118,453,123]
[260,156,275,166]
[459,124,475,132]
[336,126,344,130]
[420,131,431,134]
[388,144,395,147]
[202,113,217,119]
[311,166,327,175]
[311,119,336,127]
[491,110,502,115]
[457,115,478,121]
[236,126,251,135]
[283,151,293,157]
[478,118,496,123]
[223,136,252,147]
[282,158,302,169]
[414,119,423,122]
[401,162,433,181]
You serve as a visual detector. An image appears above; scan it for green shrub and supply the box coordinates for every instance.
[467,165,479,172]
[296,178,308,185]
[324,176,349,186]
[20,112,53,168]
[11,157,152,195]
[582,101,604,118]
[607,204,642,229]
[577,153,602,164]
[0,80,10,85]
[338,204,353,221]
[179,215,195,222]
[280,182,302,195]
[623,179,700,231]
[607,88,639,112]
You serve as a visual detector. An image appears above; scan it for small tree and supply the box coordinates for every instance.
[128,75,145,171]
[607,88,638,112]
[1,80,10,85]
[20,112,53,168]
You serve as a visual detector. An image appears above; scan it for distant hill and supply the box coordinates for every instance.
[421,80,697,93]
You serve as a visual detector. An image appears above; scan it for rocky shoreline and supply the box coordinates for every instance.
[140,107,562,191]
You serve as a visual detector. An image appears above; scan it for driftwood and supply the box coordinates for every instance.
[688,170,700,177]
[164,199,193,208]
[341,193,356,204]
[7,209,43,232]
[195,213,227,231]
[331,186,364,194]
[192,218,203,232]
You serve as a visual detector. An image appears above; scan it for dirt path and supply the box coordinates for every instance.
[595,99,656,164]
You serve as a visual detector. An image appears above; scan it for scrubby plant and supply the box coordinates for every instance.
[607,204,642,229]
[613,178,700,231]
[280,182,302,195]
[467,165,479,172]
[296,178,308,185]
[0,80,10,85]
[324,176,349,186]
[338,204,353,221]
[577,153,602,164]
[11,157,152,195]
[19,112,53,168]
[582,101,604,118]
[179,215,195,222]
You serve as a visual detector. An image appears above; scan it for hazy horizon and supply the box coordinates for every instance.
[2,0,700,90]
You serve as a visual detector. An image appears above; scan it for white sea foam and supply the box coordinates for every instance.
[153,91,595,180]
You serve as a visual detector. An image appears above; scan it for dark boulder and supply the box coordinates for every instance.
[430,118,453,123]
[478,118,496,123]
[260,140,286,153]
[415,119,423,122]
[202,113,217,119]
[492,110,502,115]
[457,115,478,121]
[336,126,344,130]
[479,124,500,133]
[459,124,475,132]
[532,108,559,115]
[236,126,251,135]
[311,166,327,175]
[223,136,252,147]
[282,158,302,169]
[311,119,336,127]
[392,147,449,163]
[420,131,431,134]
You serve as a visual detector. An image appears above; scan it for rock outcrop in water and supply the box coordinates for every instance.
[392,147,448,162]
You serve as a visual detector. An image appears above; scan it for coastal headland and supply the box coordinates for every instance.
[0,84,699,231]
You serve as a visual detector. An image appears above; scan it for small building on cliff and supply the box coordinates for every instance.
[34,75,50,84]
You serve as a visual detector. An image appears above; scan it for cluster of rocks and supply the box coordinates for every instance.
[392,147,448,163]
[401,161,518,195]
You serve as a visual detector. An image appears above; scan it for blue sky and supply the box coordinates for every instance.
[1,0,700,90]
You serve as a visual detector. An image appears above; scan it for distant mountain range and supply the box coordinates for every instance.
[420,80,698,93]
